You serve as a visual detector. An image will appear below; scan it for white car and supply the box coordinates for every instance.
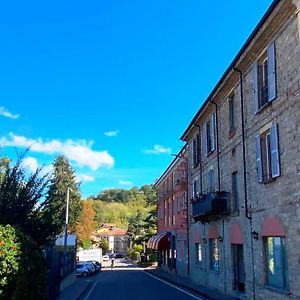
[102,255,110,261]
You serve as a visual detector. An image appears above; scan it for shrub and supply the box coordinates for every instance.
[0,225,20,298]
[0,225,48,300]
[132,251,140,260]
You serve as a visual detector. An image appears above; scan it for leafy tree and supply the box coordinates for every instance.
[99,239,109,254]
[75,200,95,247]
[44,156,82,236]
[127,211,145,242]
[0,156,52,245]
[0,225,48,300]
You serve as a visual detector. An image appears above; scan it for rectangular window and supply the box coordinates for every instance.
[208,169,215,192]
[205,113,215,154]
[192,134,200,167]
[253,42,277,113]
[231,171,239,211]
[256,124,280,183]
[209,239,220,272]
[193,179,198,199]
[229,93,236,133]
[195,243,202,265]
[264,237,288,289]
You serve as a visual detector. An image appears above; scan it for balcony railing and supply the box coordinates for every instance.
[192,191,230,221]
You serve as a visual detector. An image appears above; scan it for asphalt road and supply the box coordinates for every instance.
[81,259,204,300]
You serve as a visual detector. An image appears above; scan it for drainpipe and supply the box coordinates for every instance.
[208,100,221,191]
[233,67,256,300]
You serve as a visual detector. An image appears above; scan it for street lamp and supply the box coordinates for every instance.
[64,187,73,247]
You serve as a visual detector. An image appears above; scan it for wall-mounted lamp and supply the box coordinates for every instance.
[252,231,259,240]
[202,238,207,244]
[218,236,224,243]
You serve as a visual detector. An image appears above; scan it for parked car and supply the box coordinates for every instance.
[78,261,96,275]
[89,260,102,272]
[114,253,124,259]
[102,255,110,261]
[76,263,90,277]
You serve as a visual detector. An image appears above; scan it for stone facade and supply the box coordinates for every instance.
[179,1,300,299]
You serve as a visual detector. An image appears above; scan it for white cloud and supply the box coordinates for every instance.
[21,156,53,176]
[144,144,172,155]
[0,133,114,170]
[77,174,95,183]
[22,157,39,173]
[104,130,119,137]
[119,180,133,186]
[0,106,19,119]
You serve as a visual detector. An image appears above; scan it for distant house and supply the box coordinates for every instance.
[93,224,129,256]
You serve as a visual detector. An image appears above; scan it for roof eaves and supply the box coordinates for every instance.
[180,0,281,141]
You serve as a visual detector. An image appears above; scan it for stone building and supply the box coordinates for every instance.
[147,146,188,277]
[179,0,300,299]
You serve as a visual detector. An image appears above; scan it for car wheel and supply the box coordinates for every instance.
[82,272,88,277]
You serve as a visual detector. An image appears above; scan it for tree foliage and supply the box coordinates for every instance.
[0,156,53,245]
[75,200,95,247]
[0,225,47,300]
[99,239,109,254]
[44,155,82,235]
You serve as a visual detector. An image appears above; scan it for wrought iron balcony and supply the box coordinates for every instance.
[192,191,230,221]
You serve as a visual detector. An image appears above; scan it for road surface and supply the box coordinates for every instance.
[80,259,205,300]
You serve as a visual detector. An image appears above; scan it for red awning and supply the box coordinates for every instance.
[147,232,171,250]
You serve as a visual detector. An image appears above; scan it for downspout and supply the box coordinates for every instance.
[233,67,256,300]
[208,100,221,191]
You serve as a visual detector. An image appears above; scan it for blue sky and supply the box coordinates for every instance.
[0,0,273,197]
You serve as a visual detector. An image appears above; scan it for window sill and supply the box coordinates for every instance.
[205,150,215,157]
[255,101,272,115]
[264,285,290,295]
[260,177,276,184]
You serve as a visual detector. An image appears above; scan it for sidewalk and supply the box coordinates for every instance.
[59,277,93,300]
[145,268,241,300]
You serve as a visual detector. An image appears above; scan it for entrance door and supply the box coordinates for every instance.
[232,244,245,292]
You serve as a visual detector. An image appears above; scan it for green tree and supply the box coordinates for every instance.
[99,239,109,254]
[44,155,82,236]
[0,156,53,245]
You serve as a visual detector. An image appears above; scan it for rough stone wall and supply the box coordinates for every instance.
[187,4,300,299]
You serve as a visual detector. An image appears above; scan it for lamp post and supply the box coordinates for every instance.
[64,187,72,247]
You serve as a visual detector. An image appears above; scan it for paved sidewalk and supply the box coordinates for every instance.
[59,277,93,300]
[145,268,241,300]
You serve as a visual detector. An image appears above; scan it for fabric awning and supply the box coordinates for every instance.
[147,232,171,250]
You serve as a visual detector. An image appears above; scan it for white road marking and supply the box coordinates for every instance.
[83,281,98,300]
[144,271,204,300]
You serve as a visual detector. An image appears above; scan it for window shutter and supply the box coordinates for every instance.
[256,135,263,182]
[204,122,208,155]
[253,61,259,113]
[268,42,277,102]
[210,113,216,151]
[270,123,280,178]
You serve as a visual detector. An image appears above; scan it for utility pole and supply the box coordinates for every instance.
[64,187,72,247]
